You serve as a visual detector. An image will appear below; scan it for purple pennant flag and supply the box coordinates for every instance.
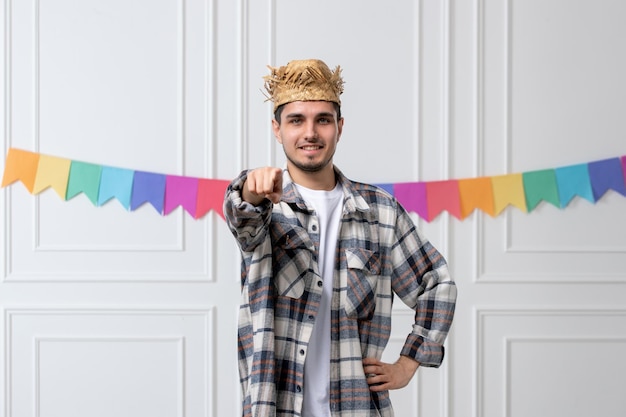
[164,175,199,216]
[131,171,166,213]
[587,158,626,199]
[374,183,395,197]
[394,182,428,221]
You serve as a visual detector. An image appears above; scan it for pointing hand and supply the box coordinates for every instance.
[243,167,284,205]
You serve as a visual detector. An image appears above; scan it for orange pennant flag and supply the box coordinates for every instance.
[458,177,495,218]
[491,173,527,215]
[32,154,72,198]
[1,148,40,193]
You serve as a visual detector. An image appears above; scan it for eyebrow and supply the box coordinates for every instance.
[285,112,335,119]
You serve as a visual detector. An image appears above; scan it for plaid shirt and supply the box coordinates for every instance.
[224,167,457,417]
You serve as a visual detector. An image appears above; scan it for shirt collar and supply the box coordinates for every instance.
[281,166,370,214]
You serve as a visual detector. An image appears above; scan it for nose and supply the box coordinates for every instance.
[303,120,318,140]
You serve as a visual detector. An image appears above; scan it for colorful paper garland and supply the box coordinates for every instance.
[2,148,626,222]
[1,148,229,219]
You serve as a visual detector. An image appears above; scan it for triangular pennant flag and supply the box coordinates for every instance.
[522,169,560,211]
[554,163,594,207]
[426,180,461,221]
[491,174,527,215]
[131,171,166,213]
[164,175,199,216]
[458,177,495,218]
[394,182,428,220]
[196,179,230,219]
[32,154,71,198]
[587,157,626,199]
[374,183,395,197]
[98,166,134,209]
[66,161,102,205]
[1,148,40,192]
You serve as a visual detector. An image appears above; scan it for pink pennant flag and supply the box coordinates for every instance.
[164,175,199,217]
[426,180,461,221]
[394,182,428,220]
[196,179,230,219]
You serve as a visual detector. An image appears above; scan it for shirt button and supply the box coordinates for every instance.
[317,280,323,287]
[299,349,305,356]
[296,385,302,393]
[311,224,317,232]
[308,315,314,321]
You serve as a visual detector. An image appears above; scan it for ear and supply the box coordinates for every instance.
[271,119,282,144]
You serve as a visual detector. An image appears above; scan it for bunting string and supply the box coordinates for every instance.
[2,148,625,222]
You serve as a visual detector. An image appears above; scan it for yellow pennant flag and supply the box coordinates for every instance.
[33,154,72,198]
[491,173,527,215]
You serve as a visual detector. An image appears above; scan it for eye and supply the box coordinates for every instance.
[318,117,330,124]
[289,118,302,125]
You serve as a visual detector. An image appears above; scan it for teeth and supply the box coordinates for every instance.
[302,146,320,150]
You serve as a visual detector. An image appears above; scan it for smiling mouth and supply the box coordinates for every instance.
[300,145,322,150]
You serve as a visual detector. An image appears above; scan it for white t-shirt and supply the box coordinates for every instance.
[295,183,343,417]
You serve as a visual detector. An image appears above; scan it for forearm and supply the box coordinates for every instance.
[391,207,457,366]
[401,266,456,367]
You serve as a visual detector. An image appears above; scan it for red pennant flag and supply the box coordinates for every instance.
[196,179,230,219]
[426,180,461,221]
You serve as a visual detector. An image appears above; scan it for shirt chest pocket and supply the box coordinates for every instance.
[343,248,382,320]
[272,227,315,299]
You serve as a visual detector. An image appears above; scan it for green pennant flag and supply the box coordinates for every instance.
[66,161,102,205]
[522,169,560,211]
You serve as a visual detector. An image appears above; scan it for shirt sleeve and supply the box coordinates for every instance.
[390,203,457,367]
[225,170,279,416]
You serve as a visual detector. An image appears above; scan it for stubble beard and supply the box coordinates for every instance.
[285,148,335,173]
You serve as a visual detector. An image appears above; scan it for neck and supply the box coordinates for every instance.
[288,163,337,191]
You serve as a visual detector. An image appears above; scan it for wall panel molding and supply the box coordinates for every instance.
[474,307,626,417]
[4,306,214,417]
[34,336,185,417]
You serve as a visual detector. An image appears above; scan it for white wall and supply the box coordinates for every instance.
[2,0,625,416]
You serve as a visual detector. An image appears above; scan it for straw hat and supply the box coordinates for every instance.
[263,59,344,111]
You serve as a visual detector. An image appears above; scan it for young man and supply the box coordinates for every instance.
[224,59,457,417]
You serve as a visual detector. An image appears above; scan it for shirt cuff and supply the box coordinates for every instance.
[401,333,445,368]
